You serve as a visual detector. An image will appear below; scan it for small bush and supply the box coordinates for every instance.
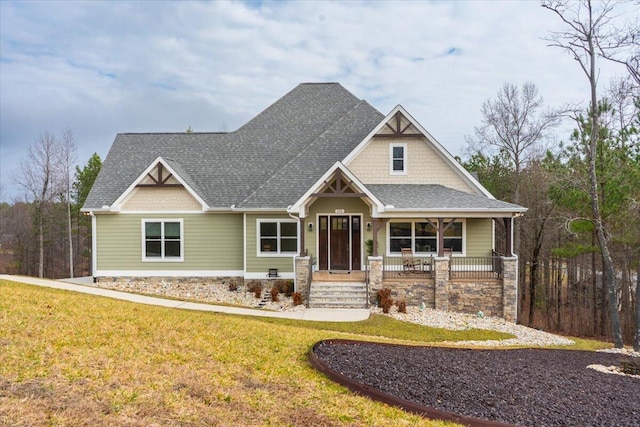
[284,280,294,297]
[270,286,280,302]
[397,300,407,314]
[377,288,393,314]
[274,279,295,297]
[227,280,238,292]
[292,292,303,306]
[247,280,263,299]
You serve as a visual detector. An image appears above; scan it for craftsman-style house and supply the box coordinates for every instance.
[83,83,526,321]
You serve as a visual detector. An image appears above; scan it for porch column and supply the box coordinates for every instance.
[368,256,383,306]
[434,255,450,311]
[299,217,306,256]
[437,218,444,257]
[372,218,379,257]
[501,256,518,322]
[503,217,513,257]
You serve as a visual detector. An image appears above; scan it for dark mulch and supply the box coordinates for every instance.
[311,340,640,427]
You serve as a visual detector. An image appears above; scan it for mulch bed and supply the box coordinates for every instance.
[311,340,640,427]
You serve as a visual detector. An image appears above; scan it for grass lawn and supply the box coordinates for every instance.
[0,279,597,426]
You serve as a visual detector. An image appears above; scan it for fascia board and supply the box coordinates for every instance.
[288,162,385,215]
[111,157,210,211]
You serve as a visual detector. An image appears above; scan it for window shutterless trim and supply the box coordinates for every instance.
[386,219,465,256]
[389,142,408,175]
[256,219,299,257]
[141,219,184,262]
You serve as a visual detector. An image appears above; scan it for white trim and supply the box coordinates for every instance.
[288,161,385,217]
[243,213,247,274]
[111,157,209,211]
[386,219,466,257]
[342,105,495,198]
[91,213,97,277]
[389,142,407,175]
[94,270,244,277]
[256,218,299,256]
[244,272,295,280]
[111,210,204,215]
[141,219,185,262]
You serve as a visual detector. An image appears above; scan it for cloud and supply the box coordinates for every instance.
[0,0,635,201]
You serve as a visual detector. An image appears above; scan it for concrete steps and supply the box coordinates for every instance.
[308,281,368,309]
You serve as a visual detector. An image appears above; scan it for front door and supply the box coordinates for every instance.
[318,215,362,271]
[330,216,350,270]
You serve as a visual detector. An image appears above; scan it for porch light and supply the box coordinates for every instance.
[307,222,313,232]
[366,222,372,231]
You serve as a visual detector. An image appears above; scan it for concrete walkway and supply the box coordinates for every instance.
[0,274,370,322]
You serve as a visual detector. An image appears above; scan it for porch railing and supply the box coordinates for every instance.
[449,256,502,279]
[382,256,434,279]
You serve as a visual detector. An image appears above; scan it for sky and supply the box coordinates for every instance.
[0,0,636,203]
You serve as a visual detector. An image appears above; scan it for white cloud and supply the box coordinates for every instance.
[0,0,636,201]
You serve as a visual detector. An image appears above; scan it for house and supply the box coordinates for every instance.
[82,83,526,321]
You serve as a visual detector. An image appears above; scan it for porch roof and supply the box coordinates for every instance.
[366,184,526,214]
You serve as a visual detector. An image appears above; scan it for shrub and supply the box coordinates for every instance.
[227,280,238,292]
[270,286,280,302]
[292,292,303,306]
[274,279,294,296]
[397,300,407,314]
[284,280,294,297]
[377,288,393,314]
[247,281,263,299]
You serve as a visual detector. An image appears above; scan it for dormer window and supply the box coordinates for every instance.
[390,143,407,175]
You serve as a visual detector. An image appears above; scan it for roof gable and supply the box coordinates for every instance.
[111,157,208,212]
[343,105,494,198]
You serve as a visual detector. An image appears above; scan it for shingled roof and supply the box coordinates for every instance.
[83,83,383,210]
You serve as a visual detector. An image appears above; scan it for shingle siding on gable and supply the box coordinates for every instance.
[121,187,202,212]
[347,137,474,192]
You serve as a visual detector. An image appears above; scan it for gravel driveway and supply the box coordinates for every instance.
[311,340,640,427]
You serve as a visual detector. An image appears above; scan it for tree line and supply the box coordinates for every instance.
[462,1,639,348]
[0,129,102,280]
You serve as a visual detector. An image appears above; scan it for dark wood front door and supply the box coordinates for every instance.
[330,216,350,270]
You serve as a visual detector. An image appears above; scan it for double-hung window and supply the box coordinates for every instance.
[258,220,298,255]
[390,143,407,175]
[388,220,463,255]
[143,219,183,261]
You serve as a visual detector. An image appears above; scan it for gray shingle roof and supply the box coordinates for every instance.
[84,83,378,210]
[84,83,526,214]
[366,184,526,212]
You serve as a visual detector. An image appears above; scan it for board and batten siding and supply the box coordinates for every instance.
[95,213,243,271]
[245,213,296,273]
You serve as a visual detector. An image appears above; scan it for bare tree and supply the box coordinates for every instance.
[15,132,62,278]
[542,0,633,347]
[466,81,559,318]
[61,128,77,278]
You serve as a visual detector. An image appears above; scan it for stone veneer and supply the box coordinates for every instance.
[95,276,244,286]
[366,255,519,322]
[294,256,311,303]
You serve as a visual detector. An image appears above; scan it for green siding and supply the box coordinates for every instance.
[245,214,297,273]
[465,218,493,257]
[96,213,243,271]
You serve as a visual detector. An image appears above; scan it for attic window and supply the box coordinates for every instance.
[390,143,407,175]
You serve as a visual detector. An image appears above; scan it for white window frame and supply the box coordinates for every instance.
[386,219,465,256]
[256,219,298,257]
[141,219,184,262]
[389,143,407,175]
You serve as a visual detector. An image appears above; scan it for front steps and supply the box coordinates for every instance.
[308,281,368,309]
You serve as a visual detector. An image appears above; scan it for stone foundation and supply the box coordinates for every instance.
[378,279,435,307]
[447,279,504,317]
[95,276,244,286]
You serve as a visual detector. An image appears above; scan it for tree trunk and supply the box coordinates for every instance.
[67,196,74,278]
[635,262,639,351]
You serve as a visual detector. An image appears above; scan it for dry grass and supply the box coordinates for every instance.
[0,280,496,426]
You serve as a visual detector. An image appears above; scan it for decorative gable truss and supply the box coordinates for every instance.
[110,157,209,212]
[375,110,422,138]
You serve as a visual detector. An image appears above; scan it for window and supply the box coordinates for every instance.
[390,143,407,175]
[258,220,298,255]
[143,219,183,261]
[388,220,463,254]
